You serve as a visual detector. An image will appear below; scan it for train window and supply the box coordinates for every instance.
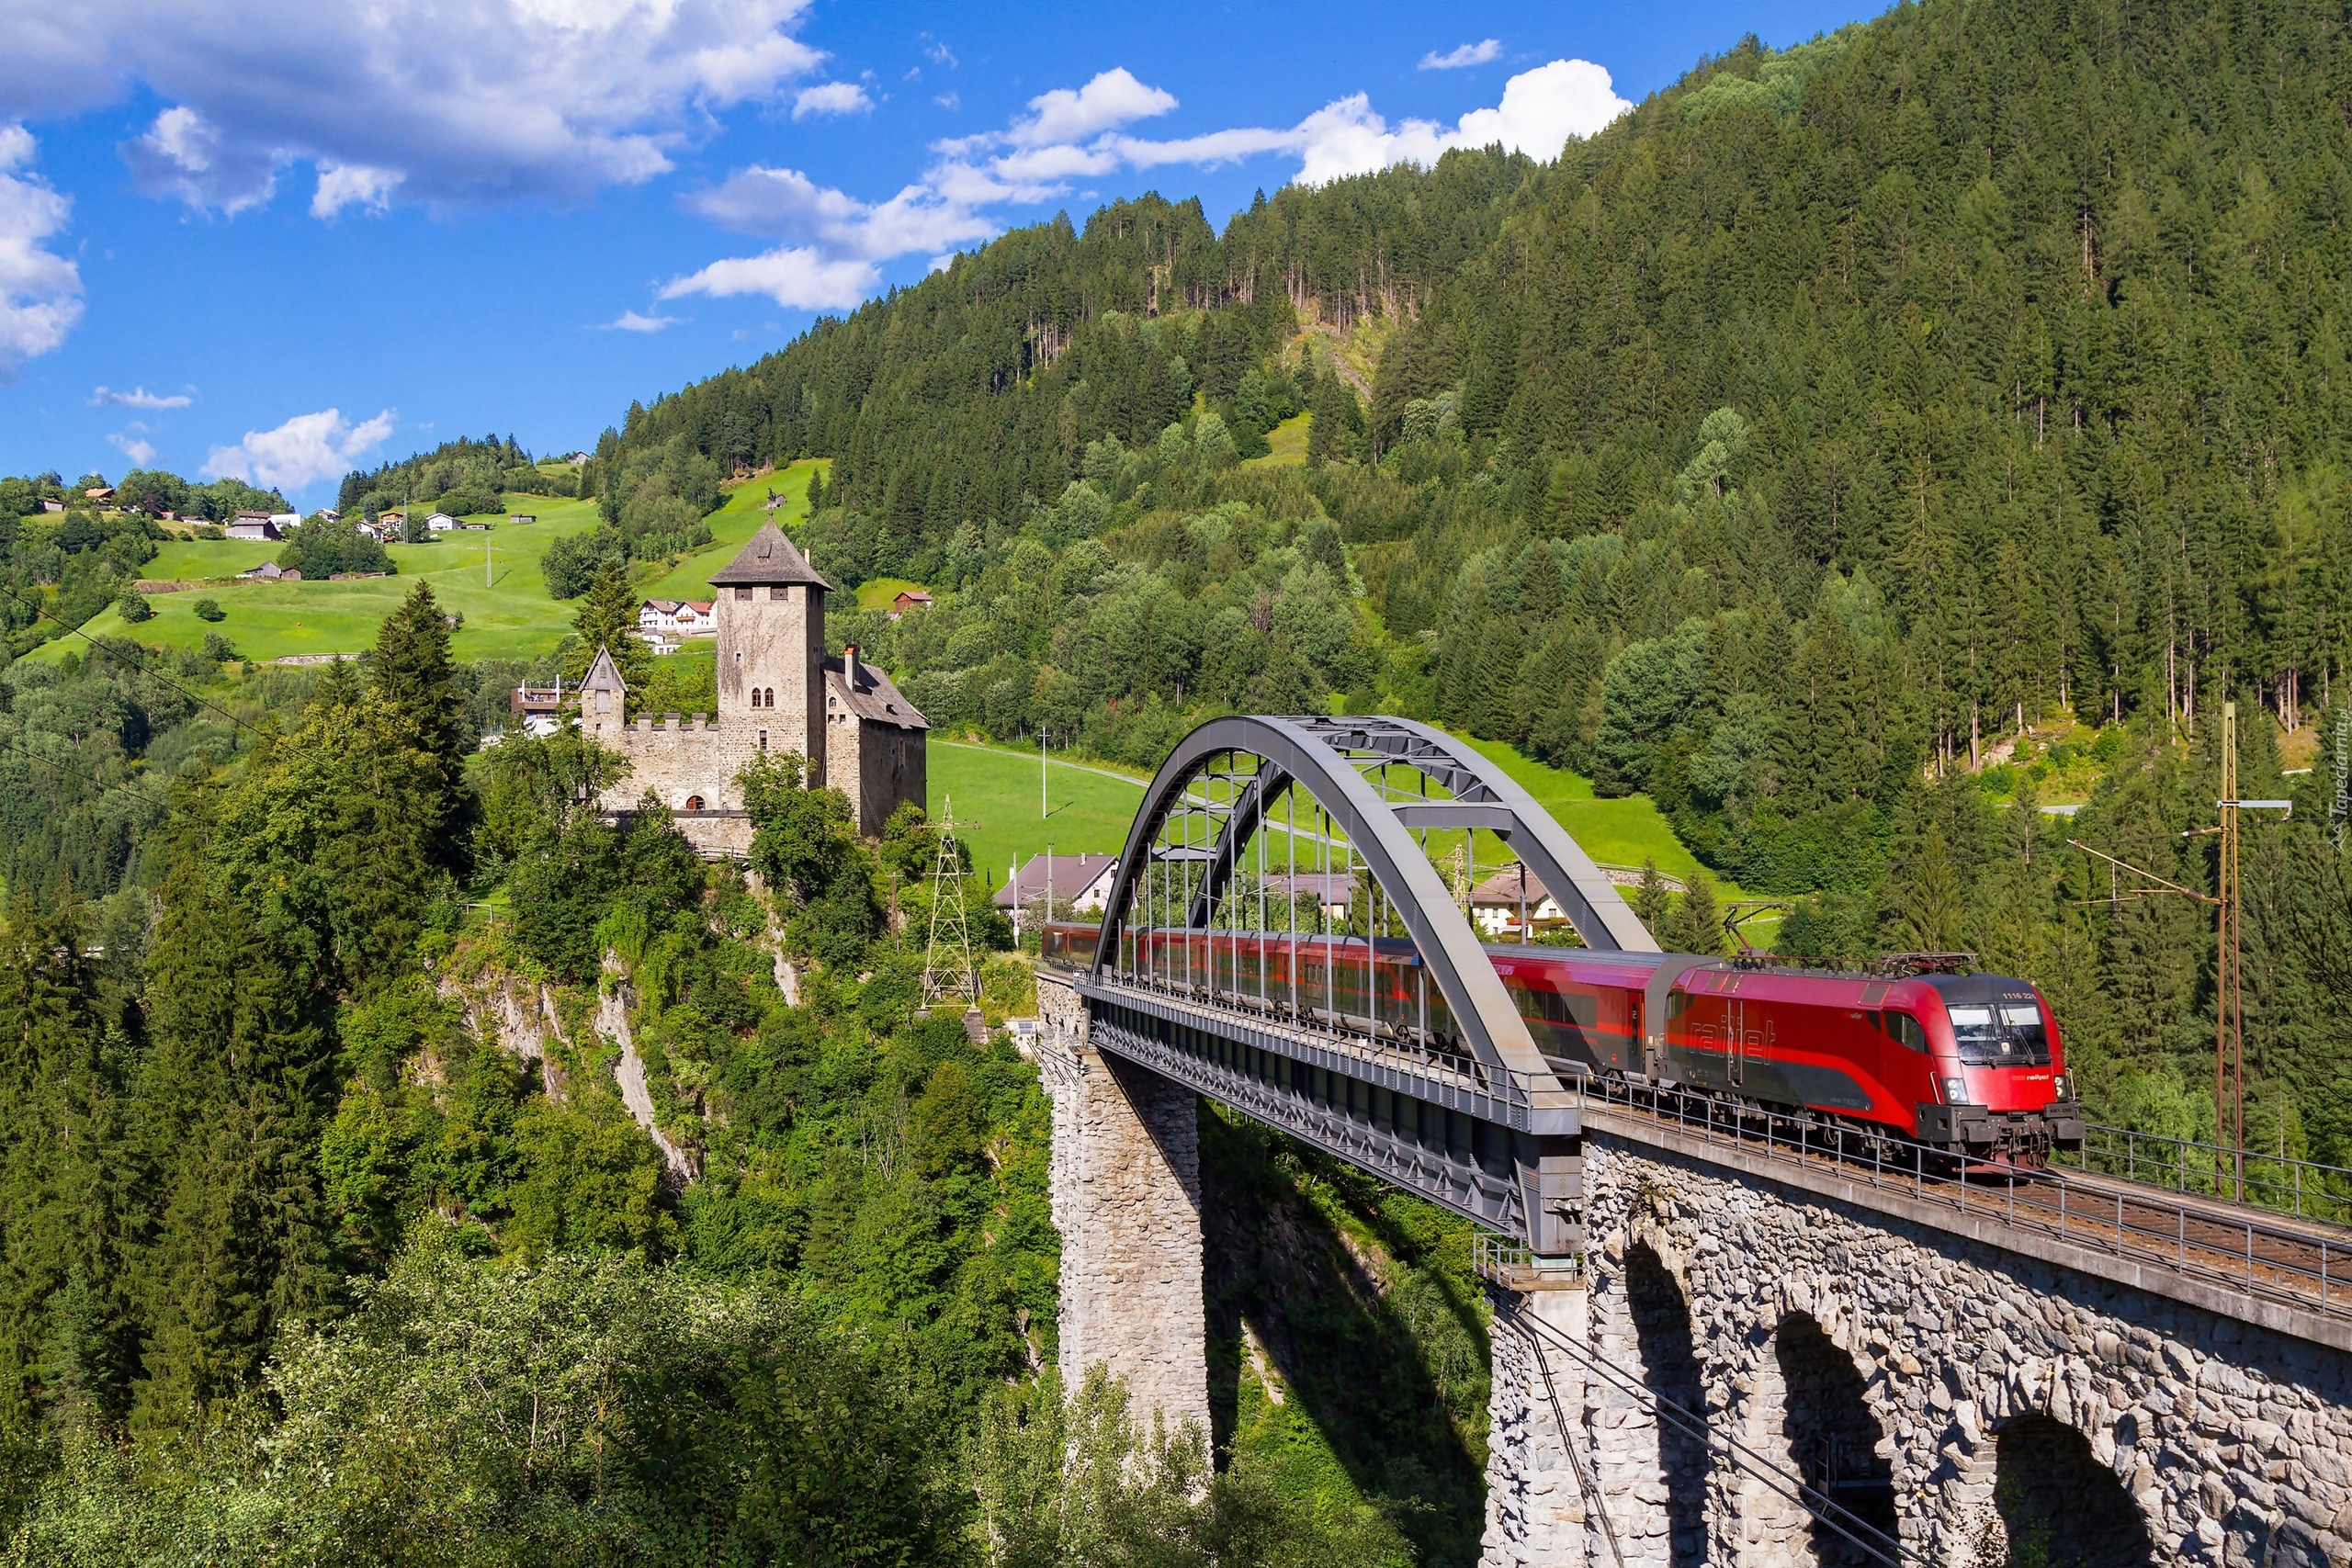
[1518,986,1598,1029]
[1999,1003,2049,1053]
[1947,1004,2011,1063]
[1667,992,1692,1021]
[1885,1011,1928,1052]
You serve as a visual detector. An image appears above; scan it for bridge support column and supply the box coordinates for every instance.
[1485,1274,1599,1568]
[1036,974,1210,1436]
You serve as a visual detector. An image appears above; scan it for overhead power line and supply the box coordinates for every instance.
[0,582,266,742]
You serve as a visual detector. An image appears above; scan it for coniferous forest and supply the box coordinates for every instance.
[0,0,2348,1560]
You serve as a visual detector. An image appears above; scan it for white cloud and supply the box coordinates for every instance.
[1006,68,1175,147]
[934,91,960,111]
[204,408,397,491]
[93,385,193,409]
[793,82,872,119]
[3,0,826,214]
[312,163,402,218]
[0,124,81,371]
[684,164,996,260]
[1421,39,1502,71]
[661,246,876,310]
[668,58,1629,322]
[108,432,156,467]
[121,107,276,212]
[920,36,956,68]
[599,310,682,333]
[1117,59,1633,185]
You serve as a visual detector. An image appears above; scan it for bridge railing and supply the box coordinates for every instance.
[2057,1122,2352,1225]
[1586,1077,2350,1325]
[1052,921,1551,1122]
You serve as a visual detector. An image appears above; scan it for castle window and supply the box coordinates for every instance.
[735,586,752,601]
[764,687,775,707]
[769,586,789,601]
[684,795,704,810]
[758,730,768,750]
[750,688,763,708]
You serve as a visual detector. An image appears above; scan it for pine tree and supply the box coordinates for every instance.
[1664,872,1726,957]
[371,580,469,864]
[567,559,650,695]
[130,812,336,1436]
[1633,859,1672,942]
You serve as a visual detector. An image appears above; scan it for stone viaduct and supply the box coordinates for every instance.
[1031,714,2352,1568]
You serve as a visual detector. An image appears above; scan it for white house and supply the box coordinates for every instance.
[639,598,682,634]
[995,853,1121,939]
[673,600,715,635]
[268,512,301,532]
[508,513,537,525]
[425,513,458,533]
[1469,867,1570,940]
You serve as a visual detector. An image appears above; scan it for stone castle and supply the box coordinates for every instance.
[576,522,928,856]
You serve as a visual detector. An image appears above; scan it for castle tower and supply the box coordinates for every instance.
[708,522,830,781]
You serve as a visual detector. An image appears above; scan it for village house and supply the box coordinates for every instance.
[890,589,933,619]
[237,560,300,581]
[993,852,1119,939]
[268,513,300,532]
[1468,866,1571,940]
[508,513,537,525]
[225,512,281,541]
[424,513,458,533]
[578,524,927,853]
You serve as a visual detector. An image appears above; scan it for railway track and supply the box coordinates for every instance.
[1587,1079,2352,1322]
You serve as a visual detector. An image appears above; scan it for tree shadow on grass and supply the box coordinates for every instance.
[1198,1103,1488,1568]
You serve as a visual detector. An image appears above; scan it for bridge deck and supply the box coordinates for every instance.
[1587,1081,2352,1352]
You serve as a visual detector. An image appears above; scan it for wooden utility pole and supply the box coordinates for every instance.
[2217,702,2244,1201]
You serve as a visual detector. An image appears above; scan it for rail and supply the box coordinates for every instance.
[1585,1077,2349,1325]
[2058,1122,2352,1225]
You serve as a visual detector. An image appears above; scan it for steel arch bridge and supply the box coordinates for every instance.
[1050,714,1658,1258]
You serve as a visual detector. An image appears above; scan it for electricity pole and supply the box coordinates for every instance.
[2218,703,2242,1202]
[1040,728,1048,820]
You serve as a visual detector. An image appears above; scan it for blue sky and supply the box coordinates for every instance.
[0,0,1883,505]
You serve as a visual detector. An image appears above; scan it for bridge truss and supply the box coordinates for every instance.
[1063,715,1657,1257]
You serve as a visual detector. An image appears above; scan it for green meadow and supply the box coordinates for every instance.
[40,463,828,665]
[928,739,1145,891]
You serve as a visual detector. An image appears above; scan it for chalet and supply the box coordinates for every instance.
[994,852,1119,938]
[424,513,458,533]
[1258,872,1355,922]
[1468,866,1572,940]
[639,599,683,633]
[83,486,114,502]
[891,589,933,618]
[315,507,340,522]
[236,561,300,581]
[508,513,537,525]
[38,501,62,513]
[225,512,281,541]
[673,600,714,635]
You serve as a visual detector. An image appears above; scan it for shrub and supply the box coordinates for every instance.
[201,630,240,663]
[193,597,224,622]
[116,590,152,623]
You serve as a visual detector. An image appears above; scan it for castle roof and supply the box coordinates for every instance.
[708,522,831,588]
[823,655,928,731]
[581,644,628,694]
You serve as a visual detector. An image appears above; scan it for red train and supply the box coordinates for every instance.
[1045,924,2086,1165]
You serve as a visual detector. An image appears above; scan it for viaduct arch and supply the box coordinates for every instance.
[1032,715,2352,1567]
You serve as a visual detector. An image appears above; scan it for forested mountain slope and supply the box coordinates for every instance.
[575,0,2352,1159]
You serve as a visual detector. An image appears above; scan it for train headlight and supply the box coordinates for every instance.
[1941,1077,1966,1103]
[2052,1073,2070,1100]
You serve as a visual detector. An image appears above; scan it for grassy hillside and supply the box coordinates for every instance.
[635,459,828,604]
[929,739,1145,888]
[40,464,825,666]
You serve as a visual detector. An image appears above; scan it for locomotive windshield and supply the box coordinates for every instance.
[1943,999,2052,1066]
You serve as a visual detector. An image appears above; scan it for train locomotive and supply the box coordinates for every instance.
[1046,924,2086,1166]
